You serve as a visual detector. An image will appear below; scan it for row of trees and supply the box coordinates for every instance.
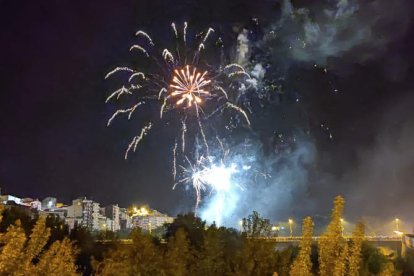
[0,197,410,275]
[93,196,400,275]
[290,196,392,276]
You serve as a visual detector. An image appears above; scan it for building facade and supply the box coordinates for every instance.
[103,204,120,232]
[132,210,174,231]
[119,207,132,231]
[41,197,57,210]
[66,198,101,231]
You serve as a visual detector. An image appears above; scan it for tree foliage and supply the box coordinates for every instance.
[164,228,194,275]
[94,229,163,275]
[0,210,79,275]
[165,213,206,249]
[318,195,348,276]
[347,222,365,275]
[290,216,314,276]
[242,210,271,238]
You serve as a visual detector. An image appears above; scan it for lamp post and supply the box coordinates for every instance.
[395,218,400,232]
[288,219,293,237]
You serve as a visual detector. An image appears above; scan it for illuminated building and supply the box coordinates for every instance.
[131,209,174,231]
[0,195,41,210]
[103,204,120,231]
[66,198,101,231]
[41,197,57,210]
[97,214,113,231]
[119,207,132,230]
[0,195,23,205]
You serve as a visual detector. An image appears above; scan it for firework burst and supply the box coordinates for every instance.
[105,22,252,157]
[170,65,211,111]
[105,22,255,210]
[175,154,238,211]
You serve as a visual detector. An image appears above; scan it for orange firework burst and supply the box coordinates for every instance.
[170,65,211,108]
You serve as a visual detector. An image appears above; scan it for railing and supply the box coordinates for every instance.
[255,236,403,242]
[98,236,403,244]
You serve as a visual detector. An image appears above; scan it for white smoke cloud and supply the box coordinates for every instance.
[200,138,316,227]
[235,29,250,65]
[267,0,411,65]
[250,63,266,79]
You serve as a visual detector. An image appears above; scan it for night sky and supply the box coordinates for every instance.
[1,0,414,224]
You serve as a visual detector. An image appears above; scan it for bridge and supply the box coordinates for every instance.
[99,236,403,245]
[256,236,403,243]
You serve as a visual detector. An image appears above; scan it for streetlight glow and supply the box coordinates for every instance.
[288,219,293,237]
[395,218,400,232]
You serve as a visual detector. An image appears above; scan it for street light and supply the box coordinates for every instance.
[395,218,400,232]
[271,225,280,237]
[288,219,293,237]
[340,218,344,236]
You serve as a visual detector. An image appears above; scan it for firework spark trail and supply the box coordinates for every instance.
[171,23,178,38]
[160,97,167,118]
[129,45,149,57]
[125,122,152,159]
[224,63,246,72]
[183,22,188,45]
[198,119,209,154]
[135,30,155,46]
[202,28,215,43]
[171,22,182,64]
[194,28,214,60]
[179,155,206,210]
[216,136,226,156]
[162,49,175,63]
[181,118,187,152]
[173,141,178,180]
[198,43,205,52]
[228,71,251,79]
[226,103,251,125]
[107,102,144,126]
[105,67,134,79]
[128,72,146,83]
[105,85,132,103]
[214,85,228,99]
[158,88,167,99]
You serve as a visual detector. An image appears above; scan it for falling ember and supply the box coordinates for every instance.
[169,65,211,109]
[172,141,178,180]
[226,103,251,126]
[125,122,152,159]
